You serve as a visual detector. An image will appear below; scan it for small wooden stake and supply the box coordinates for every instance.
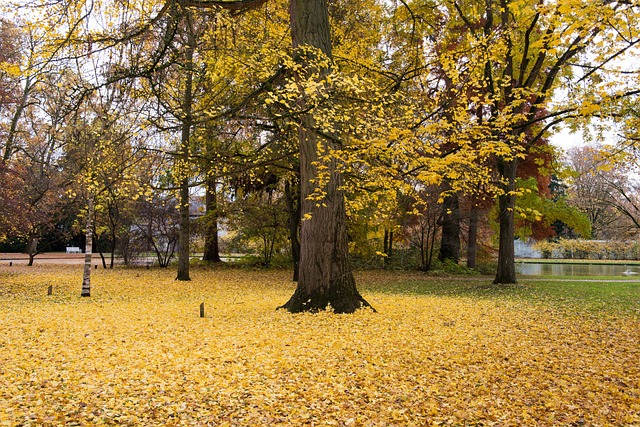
[9,261,12,267]
[200,302,205,318]
[47,285,53,296]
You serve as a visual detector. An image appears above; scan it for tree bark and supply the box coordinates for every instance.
[438,191,460,264]
[81,197,94,297]
[284,179,301,281]
[26,236,37,267]
[3,75,33,163]
[95,231,108,269]
[108,199,118,268]
[494,159,518,284]
[177,177,191,280]
[176,12,195,281]
[383,228,394,268]
[202,175,222,262]
[279,0,372,313]
[467,201,478,269]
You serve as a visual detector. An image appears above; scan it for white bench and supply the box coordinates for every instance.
[66,247,82,254]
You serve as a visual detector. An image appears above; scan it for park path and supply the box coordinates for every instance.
[3,254,640,282]
[0,252,102,265]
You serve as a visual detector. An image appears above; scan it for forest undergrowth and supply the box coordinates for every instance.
[0,265,638,426]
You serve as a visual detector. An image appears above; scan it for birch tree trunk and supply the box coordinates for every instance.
[81,197,94,297]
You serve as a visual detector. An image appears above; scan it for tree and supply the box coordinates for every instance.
[228,172,289,267]
[201,174,222,263]
[131,191,181,267]
[564,144,640,240]
[410,0,640,283]
[275,0,375,313]
[11,0,383,311]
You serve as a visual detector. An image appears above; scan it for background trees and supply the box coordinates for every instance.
[2,0,640,307]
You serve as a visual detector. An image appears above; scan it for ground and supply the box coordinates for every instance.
[0,264,638,426]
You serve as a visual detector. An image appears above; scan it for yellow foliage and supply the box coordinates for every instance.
[0,266,638,426]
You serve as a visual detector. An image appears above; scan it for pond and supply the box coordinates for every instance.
[518,262,640,277]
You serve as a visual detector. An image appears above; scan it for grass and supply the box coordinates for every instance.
[357,270,640,316]
[1,264,639,426]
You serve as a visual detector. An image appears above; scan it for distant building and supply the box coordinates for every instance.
[514,239,542,259]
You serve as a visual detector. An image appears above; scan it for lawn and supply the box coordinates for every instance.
[0,265,639,426]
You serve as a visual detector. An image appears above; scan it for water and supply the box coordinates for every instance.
[518,262,640,277]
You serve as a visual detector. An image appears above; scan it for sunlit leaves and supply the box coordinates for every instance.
[0,266,638,425]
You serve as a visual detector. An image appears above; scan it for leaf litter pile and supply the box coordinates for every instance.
[0,265,638,426]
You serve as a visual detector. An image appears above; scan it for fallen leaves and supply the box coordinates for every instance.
[0,266,638,426]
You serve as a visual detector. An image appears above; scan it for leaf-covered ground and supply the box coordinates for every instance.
[0,265,638,426]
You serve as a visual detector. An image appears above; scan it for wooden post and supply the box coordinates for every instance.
[200,302,205,318]
[47,285,52,296]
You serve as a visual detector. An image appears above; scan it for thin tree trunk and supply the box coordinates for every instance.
[383,228,389,269]
[426,219,437,271]
[383,229,394,268]
[284,179,301,281]
[95,233,107,269]
[467,201,478,269]
[438,191,460,264]
[420,227,426,270]
[109,203,117,268]
[202,176,222,262]
[176,13,195,281]
[3,76,33,163]
[279,0,372,313]
[177,173,190,280]
[494,159,518,284]
[81,197,94,297]
[109,236,116,269]
[26,236,37,266]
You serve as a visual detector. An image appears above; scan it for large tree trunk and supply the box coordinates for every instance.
[438,191,460,264]
[81,197,94,297]
[202,175,222,263]
[494,159,518,284]
[284,179,301,281]
[279,0,372,313]
[467,201,478,269]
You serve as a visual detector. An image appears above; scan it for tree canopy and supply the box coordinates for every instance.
[1,0,640,307]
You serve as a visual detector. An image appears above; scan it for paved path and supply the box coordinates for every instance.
[0,252,104,265]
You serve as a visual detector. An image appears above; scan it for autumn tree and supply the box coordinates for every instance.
[412,0,640,283]
[565,145,636,239]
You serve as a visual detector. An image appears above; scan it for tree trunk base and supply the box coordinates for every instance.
[492,277,517,285]
[278,284,375,314]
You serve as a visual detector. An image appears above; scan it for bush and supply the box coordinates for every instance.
[533,239,640,260]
